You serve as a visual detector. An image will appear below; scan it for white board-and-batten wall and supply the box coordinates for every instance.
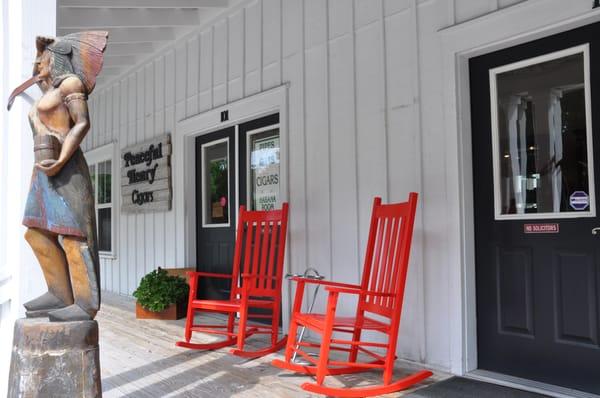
[82,0,527,372]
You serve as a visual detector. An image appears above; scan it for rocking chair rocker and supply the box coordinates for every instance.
[272,194,432,397]
[176,203,289,358]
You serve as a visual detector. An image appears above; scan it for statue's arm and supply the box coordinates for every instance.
[36,77,90,177]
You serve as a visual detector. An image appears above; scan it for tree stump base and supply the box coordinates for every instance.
[8,318,101,397]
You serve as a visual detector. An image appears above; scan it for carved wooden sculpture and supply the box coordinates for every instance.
[7,31,108,322]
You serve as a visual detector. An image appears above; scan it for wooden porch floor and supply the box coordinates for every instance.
[98,291,449,397]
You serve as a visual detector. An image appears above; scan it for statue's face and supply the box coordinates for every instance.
[33,50,52,79]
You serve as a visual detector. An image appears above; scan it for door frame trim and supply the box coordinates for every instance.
[175,84,290,330]
[439,0,600,376]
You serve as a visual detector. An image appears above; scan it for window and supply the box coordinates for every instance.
[247,126,280,211]
[201,138,230,226]
[489,45,594,220]
[86,143,116,256]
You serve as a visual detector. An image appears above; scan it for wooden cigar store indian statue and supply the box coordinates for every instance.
[7,31,108,322]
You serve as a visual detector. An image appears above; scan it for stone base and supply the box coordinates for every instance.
[8,318,101,398]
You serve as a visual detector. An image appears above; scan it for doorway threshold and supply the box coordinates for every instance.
[466,370,600,398]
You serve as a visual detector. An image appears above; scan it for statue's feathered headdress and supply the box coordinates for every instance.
[38,31,108,94]
[7,31,108,111]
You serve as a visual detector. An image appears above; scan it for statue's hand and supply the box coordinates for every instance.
[35,159,65,177]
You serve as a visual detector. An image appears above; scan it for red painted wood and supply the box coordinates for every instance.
[272,193,432,397]
[177,203,289,358]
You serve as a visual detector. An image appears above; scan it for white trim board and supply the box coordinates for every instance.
[439,0,600,377]
[175,84,290,330]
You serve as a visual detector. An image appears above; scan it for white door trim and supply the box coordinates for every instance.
[439,0,600,375]
[174,84,290,330]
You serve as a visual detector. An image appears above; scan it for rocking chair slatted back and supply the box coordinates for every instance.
[359,194,418,320]
[231,203,289,299]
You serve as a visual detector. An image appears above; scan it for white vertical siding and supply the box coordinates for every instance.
[245,1,262,96]
[418,0,454,369]
[228,9,245,102]
[262,0,281,90]
[186,37,199,117]
[213,20,228,107]
[281,0,307,284]
[328,0,359,290]
[304,0,330,314]
[86,0,530,370]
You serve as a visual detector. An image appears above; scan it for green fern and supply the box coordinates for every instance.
[133,268,189,312]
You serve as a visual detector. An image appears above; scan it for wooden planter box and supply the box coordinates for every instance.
[165,267,195,284]
[135,301,187,320]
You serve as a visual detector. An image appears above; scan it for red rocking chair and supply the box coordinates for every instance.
[272,194,432,397]
[176,203,289,358]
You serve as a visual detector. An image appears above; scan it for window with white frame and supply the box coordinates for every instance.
[86,143,116,256]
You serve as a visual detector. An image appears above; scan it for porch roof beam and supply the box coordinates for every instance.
[104,42,155,56]
[58,8,202,28]
[59,0,228,8]
[103,55,138,67]
[57,27,177,43]
[98,67,124,77]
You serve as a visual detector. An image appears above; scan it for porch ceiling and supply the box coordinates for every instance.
[56,0,232,88]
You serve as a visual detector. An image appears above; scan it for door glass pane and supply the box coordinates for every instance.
[203,140,229,225]
[248,129,280,211]
[98,207,111,252]
[491,48,593,218]
[89,164,96,199]
[98,160,111,204]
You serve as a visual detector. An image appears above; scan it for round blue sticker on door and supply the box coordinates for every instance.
[570,191,589,211]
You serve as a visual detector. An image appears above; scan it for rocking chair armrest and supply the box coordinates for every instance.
[289,277,361,290]
[187,271,233,279]
[325,286,396,297]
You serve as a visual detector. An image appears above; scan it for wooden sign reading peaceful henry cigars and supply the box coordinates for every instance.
[121,133,172,213]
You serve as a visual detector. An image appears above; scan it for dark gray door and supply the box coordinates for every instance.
[471,23,600,394]
[195,127,236,300]
[194,113,280,301]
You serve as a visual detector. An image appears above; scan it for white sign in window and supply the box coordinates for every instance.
[248,127,280,211]
[489,44,595,220]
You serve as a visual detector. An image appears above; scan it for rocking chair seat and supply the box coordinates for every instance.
[296,313,390,333]
[191,298,276,311]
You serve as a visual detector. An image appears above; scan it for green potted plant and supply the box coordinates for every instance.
[133,267,190,320]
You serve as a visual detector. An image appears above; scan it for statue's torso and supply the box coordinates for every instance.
[28,83,74,140]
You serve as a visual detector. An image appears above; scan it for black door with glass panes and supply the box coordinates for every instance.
[471,23,600,394]
[195,113,281,301]
[195,127,236,300]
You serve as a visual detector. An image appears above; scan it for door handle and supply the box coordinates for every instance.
[592,227,600,235]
